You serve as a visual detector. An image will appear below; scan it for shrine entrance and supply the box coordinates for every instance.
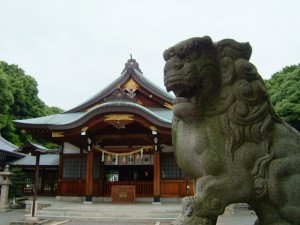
[102,153,154,197]
[103,165,153,196]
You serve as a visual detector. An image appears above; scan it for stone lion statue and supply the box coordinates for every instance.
[163,36,300,225]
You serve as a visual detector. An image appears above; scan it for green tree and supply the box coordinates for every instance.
[0,61,63,146]
[265,64,300,131]
[0,71,14,130]
[8,167,28,199]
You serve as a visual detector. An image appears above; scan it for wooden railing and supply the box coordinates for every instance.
[160,180,194,197]
[21,171,58,196]
[104,181,153,196]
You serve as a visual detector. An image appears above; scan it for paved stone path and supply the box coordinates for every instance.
[0,207,257,225]
[0,209,25,225]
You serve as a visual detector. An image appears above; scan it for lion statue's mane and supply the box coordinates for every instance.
[210,39,281,157]
[163,36,300,225]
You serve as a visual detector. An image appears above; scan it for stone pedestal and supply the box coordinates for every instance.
[0,165,15,212]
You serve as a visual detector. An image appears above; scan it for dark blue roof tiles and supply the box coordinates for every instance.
[14,101,172,129]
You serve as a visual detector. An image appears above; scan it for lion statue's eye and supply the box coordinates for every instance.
[182,56,192,63]
[175,46,188,58]
[181,52,200,63]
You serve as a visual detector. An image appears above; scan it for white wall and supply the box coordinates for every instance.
[63,142,80,154]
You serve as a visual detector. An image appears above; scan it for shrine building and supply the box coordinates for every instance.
[13,58,193,203]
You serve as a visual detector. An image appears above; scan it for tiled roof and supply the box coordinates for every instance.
[65,75,125,113]
[147,108,173,122]
[14,101,172,128]
[132,68,175,100]
[0,137,24,162]
[13,113,85,125]
[0,136,18,152]
[10,154,59,166]
[13,58,174,131]
[65,59,174,113]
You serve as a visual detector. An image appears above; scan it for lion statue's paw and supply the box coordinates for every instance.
[172,197,217,225]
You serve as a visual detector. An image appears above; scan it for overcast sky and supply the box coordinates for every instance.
[0,0,299,110]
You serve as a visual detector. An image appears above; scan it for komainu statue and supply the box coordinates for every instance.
[163,36,300,225]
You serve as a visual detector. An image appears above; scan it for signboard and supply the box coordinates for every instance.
[111,185,135,203]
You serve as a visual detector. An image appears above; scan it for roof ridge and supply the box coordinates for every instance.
[64,58,173,113]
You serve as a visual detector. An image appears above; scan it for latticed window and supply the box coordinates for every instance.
[105,169,119,181]
[63,157,86,178]
[160,153,185,179]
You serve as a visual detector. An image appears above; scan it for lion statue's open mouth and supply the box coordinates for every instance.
[163,36,219,119]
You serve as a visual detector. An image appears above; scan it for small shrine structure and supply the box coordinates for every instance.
[0,136,23,170]
[14,58,193,203]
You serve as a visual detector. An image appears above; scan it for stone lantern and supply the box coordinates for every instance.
[0,165,15,212]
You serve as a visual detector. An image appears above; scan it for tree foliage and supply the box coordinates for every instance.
[265,64,300,131]
[0,61,63,146]
[8,167,28,199]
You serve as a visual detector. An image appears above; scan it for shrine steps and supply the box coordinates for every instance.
[36,202,181,223]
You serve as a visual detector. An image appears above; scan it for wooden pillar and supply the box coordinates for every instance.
[153,149,161,203]
[57,144,64,197]
[99,159,104,196]
[57,150,64,196]
[85,150,93,203]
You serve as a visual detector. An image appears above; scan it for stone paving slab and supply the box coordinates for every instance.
[0,207,257,225]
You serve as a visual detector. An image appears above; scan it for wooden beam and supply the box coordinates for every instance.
[95,133,152,140]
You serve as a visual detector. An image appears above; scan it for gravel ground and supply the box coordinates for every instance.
[0,208,257,225]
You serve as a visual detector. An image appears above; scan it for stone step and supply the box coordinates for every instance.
[36,203,181,222]
[40,207,180,214]
[36,213,178,223]
[38,211,178,217]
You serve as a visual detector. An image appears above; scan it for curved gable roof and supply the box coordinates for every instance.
[65,58,173,113]
[14,101,172,130]
[10,154,59,166]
